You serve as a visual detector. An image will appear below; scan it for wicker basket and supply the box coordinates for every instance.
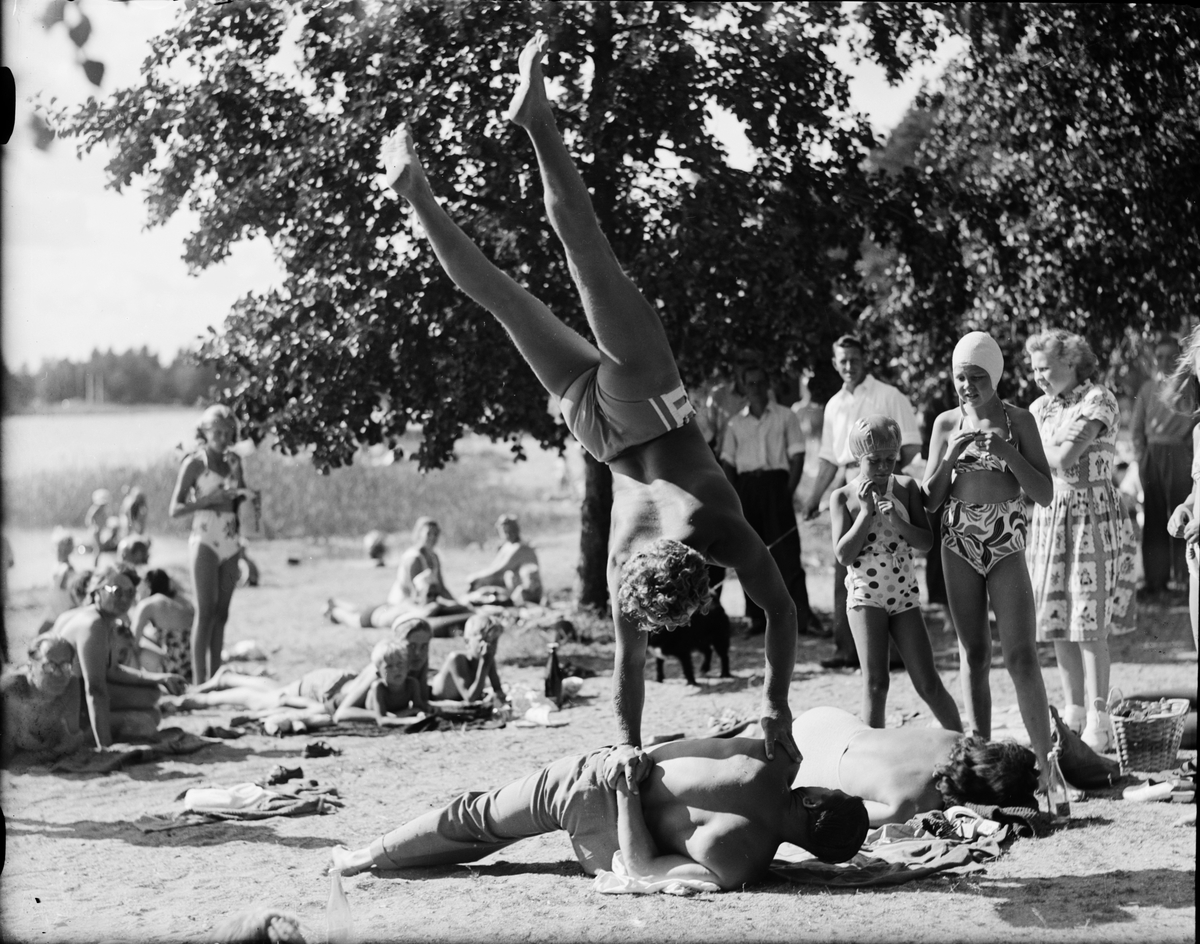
[1107,689,1190,774]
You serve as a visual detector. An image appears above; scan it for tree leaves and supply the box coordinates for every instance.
[52,0,918,472]
[866,3,1200,407]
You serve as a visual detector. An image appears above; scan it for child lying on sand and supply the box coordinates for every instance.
[165,639,422,730]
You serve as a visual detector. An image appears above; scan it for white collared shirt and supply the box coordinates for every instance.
[817,375,921,467]
[720,401,806,473]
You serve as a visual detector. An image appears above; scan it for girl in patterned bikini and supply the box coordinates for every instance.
[1025,330,1138,753]
[831,414,962,731]
[925,332,1055,790]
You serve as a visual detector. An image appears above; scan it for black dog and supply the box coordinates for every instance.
[648,600,732,686]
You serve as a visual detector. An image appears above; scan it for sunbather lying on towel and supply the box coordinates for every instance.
[331,733,868,891]
[166,639,423,729]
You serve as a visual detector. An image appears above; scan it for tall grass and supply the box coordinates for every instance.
[3,446,581,546]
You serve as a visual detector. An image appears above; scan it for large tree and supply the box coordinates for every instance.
[860,2,1200,408]
[53,0,942,606]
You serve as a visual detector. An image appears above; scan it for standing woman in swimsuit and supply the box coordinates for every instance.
[1025,330,1137,753]
[925,332,1055,787]
[169,404,259,684]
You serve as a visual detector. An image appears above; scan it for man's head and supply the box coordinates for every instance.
[617,539,710,630]
[1154,336,1181,377]
[741,367,771,410]
[832,335,867,389]
[27,636,77,697]
[794,787,870,863]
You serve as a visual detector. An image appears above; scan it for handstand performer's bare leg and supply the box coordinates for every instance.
[380,124,598,397]
[507,32,677,401]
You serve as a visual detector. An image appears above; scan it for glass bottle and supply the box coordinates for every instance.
[1045,749,1071,824]
[326,869,355,944]
[544,641,563,707]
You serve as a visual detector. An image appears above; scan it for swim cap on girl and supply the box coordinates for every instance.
[952,332,1004,388]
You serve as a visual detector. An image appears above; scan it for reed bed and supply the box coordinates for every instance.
[3,441,581,547]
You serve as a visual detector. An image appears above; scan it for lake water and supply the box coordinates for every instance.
[2,407,200,476]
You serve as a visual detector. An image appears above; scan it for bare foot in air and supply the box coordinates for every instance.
[505,31,551,126]
[379,123,426,197]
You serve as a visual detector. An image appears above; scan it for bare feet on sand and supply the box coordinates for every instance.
[328,845,371,876]
[379,123,426,196]
[505,31,551,126]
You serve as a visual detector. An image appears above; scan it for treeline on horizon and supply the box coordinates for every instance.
[3,347,217,413]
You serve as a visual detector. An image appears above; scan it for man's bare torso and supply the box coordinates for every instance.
[637,738,799,883]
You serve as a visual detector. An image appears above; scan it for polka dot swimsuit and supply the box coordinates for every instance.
[845,478,922,615]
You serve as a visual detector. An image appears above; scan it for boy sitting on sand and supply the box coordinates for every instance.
[430,614,507,705]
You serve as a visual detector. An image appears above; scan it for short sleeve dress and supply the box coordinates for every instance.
[1027,381,1137,641]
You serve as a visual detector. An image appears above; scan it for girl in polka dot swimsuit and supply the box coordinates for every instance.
[830,415,963,731]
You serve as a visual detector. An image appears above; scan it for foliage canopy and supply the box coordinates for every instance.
[54,0,944,470]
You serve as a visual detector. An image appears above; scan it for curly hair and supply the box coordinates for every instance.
[1164,326,1200,415]
[801,790,870,863]
[932,735,1039,809]
[1024,329,1099,384]
[616,539,710,630]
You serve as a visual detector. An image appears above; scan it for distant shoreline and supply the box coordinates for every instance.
[3,401,199,417]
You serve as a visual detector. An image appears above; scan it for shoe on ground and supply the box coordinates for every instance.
[1082,708,1114,753]
[1062,704,1087,734]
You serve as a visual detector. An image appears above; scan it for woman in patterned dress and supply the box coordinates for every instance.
[1025,330,1137,753]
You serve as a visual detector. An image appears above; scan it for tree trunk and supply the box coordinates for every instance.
[575,451,612,610]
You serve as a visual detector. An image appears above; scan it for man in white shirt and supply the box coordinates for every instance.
[721,367,822,636]
[799,335,921,668]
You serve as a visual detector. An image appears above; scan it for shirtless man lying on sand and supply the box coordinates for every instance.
[331,736,868,891]
[379,32,801,779]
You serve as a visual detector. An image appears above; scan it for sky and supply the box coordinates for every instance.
[2,0,963,372]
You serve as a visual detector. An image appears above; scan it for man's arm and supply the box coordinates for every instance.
[1130,383,1149,466]
[713,520,799,762]
[615,784,727,888]
[800,459,838,519]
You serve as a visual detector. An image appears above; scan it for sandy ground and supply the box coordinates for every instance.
[1,525,1196,944]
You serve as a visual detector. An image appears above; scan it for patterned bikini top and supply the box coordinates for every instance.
[952,404,1014,475]
[190,448,240,501]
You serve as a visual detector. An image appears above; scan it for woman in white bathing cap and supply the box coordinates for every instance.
[924,331,1056,795]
